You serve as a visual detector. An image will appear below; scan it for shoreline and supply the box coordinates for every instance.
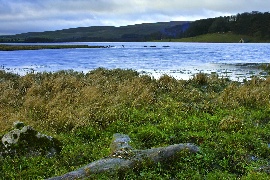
[0,44,107,51]
[1,63,269,82]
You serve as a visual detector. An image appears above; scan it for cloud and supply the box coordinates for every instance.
[0,0,269,35]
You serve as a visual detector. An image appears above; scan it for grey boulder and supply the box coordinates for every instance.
[1,121,61,157]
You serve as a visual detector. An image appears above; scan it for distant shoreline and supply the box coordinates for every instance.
[0,44,107,51]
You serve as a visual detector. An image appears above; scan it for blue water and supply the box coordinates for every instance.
[0,42,269,80]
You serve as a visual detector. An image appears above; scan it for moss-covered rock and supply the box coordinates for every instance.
[1,122,62,157]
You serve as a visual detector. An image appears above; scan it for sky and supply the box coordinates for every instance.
[0,0,269,35]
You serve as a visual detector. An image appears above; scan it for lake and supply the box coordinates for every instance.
[0,42,269,81]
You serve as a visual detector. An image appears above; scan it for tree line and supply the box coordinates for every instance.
[163,11,270,40]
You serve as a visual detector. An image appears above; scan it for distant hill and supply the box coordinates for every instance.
[1,11,269,43]
[0,21,190,43]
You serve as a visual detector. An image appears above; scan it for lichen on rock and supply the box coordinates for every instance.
[1,121,62,157]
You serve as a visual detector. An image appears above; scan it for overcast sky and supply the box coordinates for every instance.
[0,0,269,35]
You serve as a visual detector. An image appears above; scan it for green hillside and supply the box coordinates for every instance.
[174,11,270,43]
[159,32,264,43]
[0,21,189,42]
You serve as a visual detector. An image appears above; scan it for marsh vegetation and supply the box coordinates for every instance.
[0,68,270,179]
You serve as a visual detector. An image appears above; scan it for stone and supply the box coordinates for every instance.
[256,165,270,174]
[110,133,133,153]
[1,122,61,157]
[13,121,25,130]
[2,129,21,148]
[0,136,4,158]
[47,133,200,180]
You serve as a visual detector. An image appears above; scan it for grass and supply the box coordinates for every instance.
[0,68,270,179]
[158,32,265,43]
[0,44,106,51]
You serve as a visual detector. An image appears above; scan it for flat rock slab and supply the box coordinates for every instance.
[47,133,199,180]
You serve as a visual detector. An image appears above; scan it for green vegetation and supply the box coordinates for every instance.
[176,11,270,42]
[159,32,258,43]
[0,68,270,179]
[0,44,106,51]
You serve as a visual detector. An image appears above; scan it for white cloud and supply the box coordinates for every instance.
[0,0,269,35]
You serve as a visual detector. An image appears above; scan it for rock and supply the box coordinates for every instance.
[13,121,25,130]
[252,143,270,174]
[0,136,5,158]
[1,122,61,157]
[2,129,22,148]
[256,165,270,174]
[110,133,133,153]
[47,133,199,180]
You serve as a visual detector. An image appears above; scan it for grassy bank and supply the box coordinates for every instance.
[158,32,266,43]
[0,44,106,51]
[0,68,270,179]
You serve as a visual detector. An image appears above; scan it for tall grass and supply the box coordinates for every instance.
[0,69,269,179]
